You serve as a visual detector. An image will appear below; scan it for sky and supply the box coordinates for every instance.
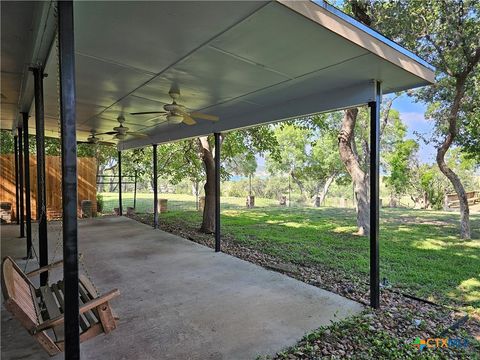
[391,93,437,164]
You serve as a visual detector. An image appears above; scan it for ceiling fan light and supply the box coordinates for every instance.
[115,133,127,140]
[167,114,184,124]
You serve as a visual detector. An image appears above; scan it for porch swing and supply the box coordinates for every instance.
[2,178,120,357]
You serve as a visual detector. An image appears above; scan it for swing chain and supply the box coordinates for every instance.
[48,24,99,295]
[78,254,100,295]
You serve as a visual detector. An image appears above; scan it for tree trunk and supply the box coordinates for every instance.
[198,136,216,233]
[338,108,370,235]
[290,171,305,195]
[192,180,200,211]
[436,77,470,239]
[318,173,336,205]
[249,174,252,196]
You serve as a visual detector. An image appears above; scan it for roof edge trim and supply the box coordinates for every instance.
[278,0,435,83]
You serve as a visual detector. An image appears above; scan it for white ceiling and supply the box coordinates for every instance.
[1,0,434,149]
[0,1,35,130]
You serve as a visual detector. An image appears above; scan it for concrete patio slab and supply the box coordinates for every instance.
[1,217,362,359]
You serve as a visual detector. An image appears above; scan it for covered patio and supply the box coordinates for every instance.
[1,0,434,358]
[1,217,362,359]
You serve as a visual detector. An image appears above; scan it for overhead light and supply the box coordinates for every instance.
[115,133,127,140]
[167,114,183,124]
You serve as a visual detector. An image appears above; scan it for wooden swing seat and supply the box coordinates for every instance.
[1,256,120,356]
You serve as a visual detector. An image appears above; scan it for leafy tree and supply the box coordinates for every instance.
[304,124,348,205]
[197,126,278,233]
[363,0,480,238]
[0,130,14,154]
[408,148,478,210]
[458,102,480,163]
[266,124,310,196]
[337,100,399,235]
[414,165,448,210]
[384,139,419,201]
[267,115,348,206]
[225,153,257,196]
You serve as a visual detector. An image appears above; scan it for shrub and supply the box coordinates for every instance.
[96,194,104,213]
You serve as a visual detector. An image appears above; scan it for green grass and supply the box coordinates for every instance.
[99,192,278,213]
[100,192,480,309]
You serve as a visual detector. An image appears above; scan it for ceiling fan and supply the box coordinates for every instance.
[77,131,115,146]
[130,90,219,126]
[98,115,149,141]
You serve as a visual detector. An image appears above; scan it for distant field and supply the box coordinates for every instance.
[99,192,480,310]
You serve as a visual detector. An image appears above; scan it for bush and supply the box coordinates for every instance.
[96,194,104,213]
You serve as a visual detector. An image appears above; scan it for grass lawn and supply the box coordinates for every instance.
[100,192,480,310]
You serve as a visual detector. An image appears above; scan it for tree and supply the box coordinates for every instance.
[225,153,257,196]
[337,96,399,235]
[304,120,347,206]
[338,108,370,234]
[367,0,480,238]
[457,81,480,163]
[266,124,310,196]
[267,117,347,206]
[339,1,409,235]
[0,130,15,153]
[198,126,278,233]
[384,139,419,203]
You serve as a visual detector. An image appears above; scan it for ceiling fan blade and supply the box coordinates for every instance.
[97,131,118,135]
[128,132,149,138]
[130,111,166,115]
[182,114,196,126]
[147,114,167,123]
[190,112,219,121]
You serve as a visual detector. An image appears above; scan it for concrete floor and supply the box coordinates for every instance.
[1,217,362,360]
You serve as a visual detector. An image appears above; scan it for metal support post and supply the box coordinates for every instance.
[58,0,80,357]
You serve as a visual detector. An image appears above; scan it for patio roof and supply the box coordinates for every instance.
[1,0,434,149]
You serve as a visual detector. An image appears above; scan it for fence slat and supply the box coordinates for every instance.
[0,155,97,220]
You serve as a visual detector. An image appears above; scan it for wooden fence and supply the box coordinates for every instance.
[445,191,480,209]
[0,154,97,220]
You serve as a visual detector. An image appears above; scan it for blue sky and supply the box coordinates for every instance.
[391,93,436,164]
